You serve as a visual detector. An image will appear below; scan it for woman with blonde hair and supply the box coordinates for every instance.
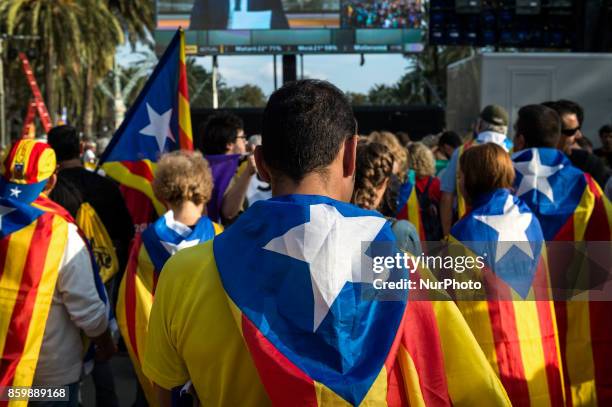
[368,131,409,181]
[408,142,442,241]
[352,140,421,253]
[116,150,222,405]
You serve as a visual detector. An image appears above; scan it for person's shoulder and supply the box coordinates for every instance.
[157,240,218,294]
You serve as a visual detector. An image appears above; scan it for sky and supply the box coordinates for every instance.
[116,42,412,96]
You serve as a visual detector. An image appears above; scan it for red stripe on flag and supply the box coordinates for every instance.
[554,301,571,406]
[121,161,155,182]
[588,302,612,405]
[401,300,451,406]
[124,235,142,362]
[584,175,611,240]
[24,142,48,183]
[241,316,318,406]
[0,215,52,387]
[532,262,564,406]
[487,298,531,407]
[178,128,193,151]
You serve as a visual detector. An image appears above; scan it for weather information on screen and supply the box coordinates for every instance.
[0,386,69,402]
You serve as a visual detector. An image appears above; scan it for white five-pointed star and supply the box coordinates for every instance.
[264,204,387,332]
[474,195,534,262]
[139,103,174,152]
[9,187,22,198]
[160,239,199,256]
[0,204,16,230]
[514,149,563,202]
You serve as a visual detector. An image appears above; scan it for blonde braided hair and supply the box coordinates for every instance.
[368,131,409,182]
[352,140,395,210]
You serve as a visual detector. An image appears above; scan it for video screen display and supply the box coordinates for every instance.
[155,0,424,54]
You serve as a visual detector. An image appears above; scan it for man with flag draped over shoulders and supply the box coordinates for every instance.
[0,140,115,406]
[143,80,510,406]
[512,104,612,406]
[116,150,222,406]
[450,143,564,406]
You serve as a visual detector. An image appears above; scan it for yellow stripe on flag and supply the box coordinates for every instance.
[396,346,426,407]
[102,161,165,215]
[12,216,67,388]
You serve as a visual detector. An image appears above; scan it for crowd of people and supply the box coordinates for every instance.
[1,79,611,406]
[342,0,421,29]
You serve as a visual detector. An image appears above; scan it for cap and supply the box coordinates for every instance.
[0,140,56,203]
[480,105,509,127]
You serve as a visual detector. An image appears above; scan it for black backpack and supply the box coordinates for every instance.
[416,177,443,242]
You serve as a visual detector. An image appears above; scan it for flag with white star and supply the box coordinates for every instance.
[209,194,508,405]
[513,147,612,406]
[99,29,193,227]
[449,188,565,406]
[116,209,222,404]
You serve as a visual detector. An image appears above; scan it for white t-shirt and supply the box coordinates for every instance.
[33,223,108,385]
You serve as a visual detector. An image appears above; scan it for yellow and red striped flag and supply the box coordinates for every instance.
[98,28,193,229]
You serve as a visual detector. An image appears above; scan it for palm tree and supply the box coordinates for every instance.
[1,0,123,134]
[106,0,154,47]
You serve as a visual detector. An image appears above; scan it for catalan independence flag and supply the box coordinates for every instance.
[396,175,425,242]
[98,29,193,228]
[143,195,510,406]
[0,198,68,404]
[116,211,221,406]
[513,148,612,406]
[450,188,565,406]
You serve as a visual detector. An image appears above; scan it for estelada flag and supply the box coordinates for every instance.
[142,195,510,406]
[0,198,68,404]
[98,28,193,229]
[450,188,565,406]
[396,175,425,242]
[513,147,612,406]
[116,211,221,406]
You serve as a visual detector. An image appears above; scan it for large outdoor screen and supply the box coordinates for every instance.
[155,0,425,54]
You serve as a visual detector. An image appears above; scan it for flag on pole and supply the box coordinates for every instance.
[98,28,193,228]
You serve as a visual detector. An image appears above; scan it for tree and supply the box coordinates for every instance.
[345,92,369,106]
[221,85,267,108]
[1,0,123,135]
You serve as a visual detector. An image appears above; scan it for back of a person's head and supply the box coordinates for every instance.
[262,80,355,182]
[459,143,514,202]
[196,112,244,155]
[153,150,213,207]
[599,124,612,136]
[408,142,435,177]
[352,140,394,210]
[396,131,411,147]
[369,130,408,178]
[438,131,462,149]
[517,104,561,148]
[47,125,80,162]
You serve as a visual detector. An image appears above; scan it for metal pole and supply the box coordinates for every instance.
[0,37,6,147]
[273,54,278,90]
[300,54,304,79]
[212,55,219,109]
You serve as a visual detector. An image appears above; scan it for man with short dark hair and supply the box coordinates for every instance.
[196,112,256,222]
[512,104,612,406]
[594,124,612,168]
[143,80,508,406]
[47,126,134,272]
[543,100,609,187]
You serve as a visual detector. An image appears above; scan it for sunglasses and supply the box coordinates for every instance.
[562,127,580,137]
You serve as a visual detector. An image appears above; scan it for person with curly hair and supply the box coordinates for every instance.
[116,150,223,405]
[368,131,409,181]
[352,140,421,254]
[408,142,443,241]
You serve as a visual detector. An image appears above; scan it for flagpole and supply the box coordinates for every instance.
[212,55,219,109]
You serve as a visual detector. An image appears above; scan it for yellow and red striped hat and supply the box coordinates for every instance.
[0,139,56,203]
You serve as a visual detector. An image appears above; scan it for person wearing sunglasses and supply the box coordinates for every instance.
[542,100,610,188]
